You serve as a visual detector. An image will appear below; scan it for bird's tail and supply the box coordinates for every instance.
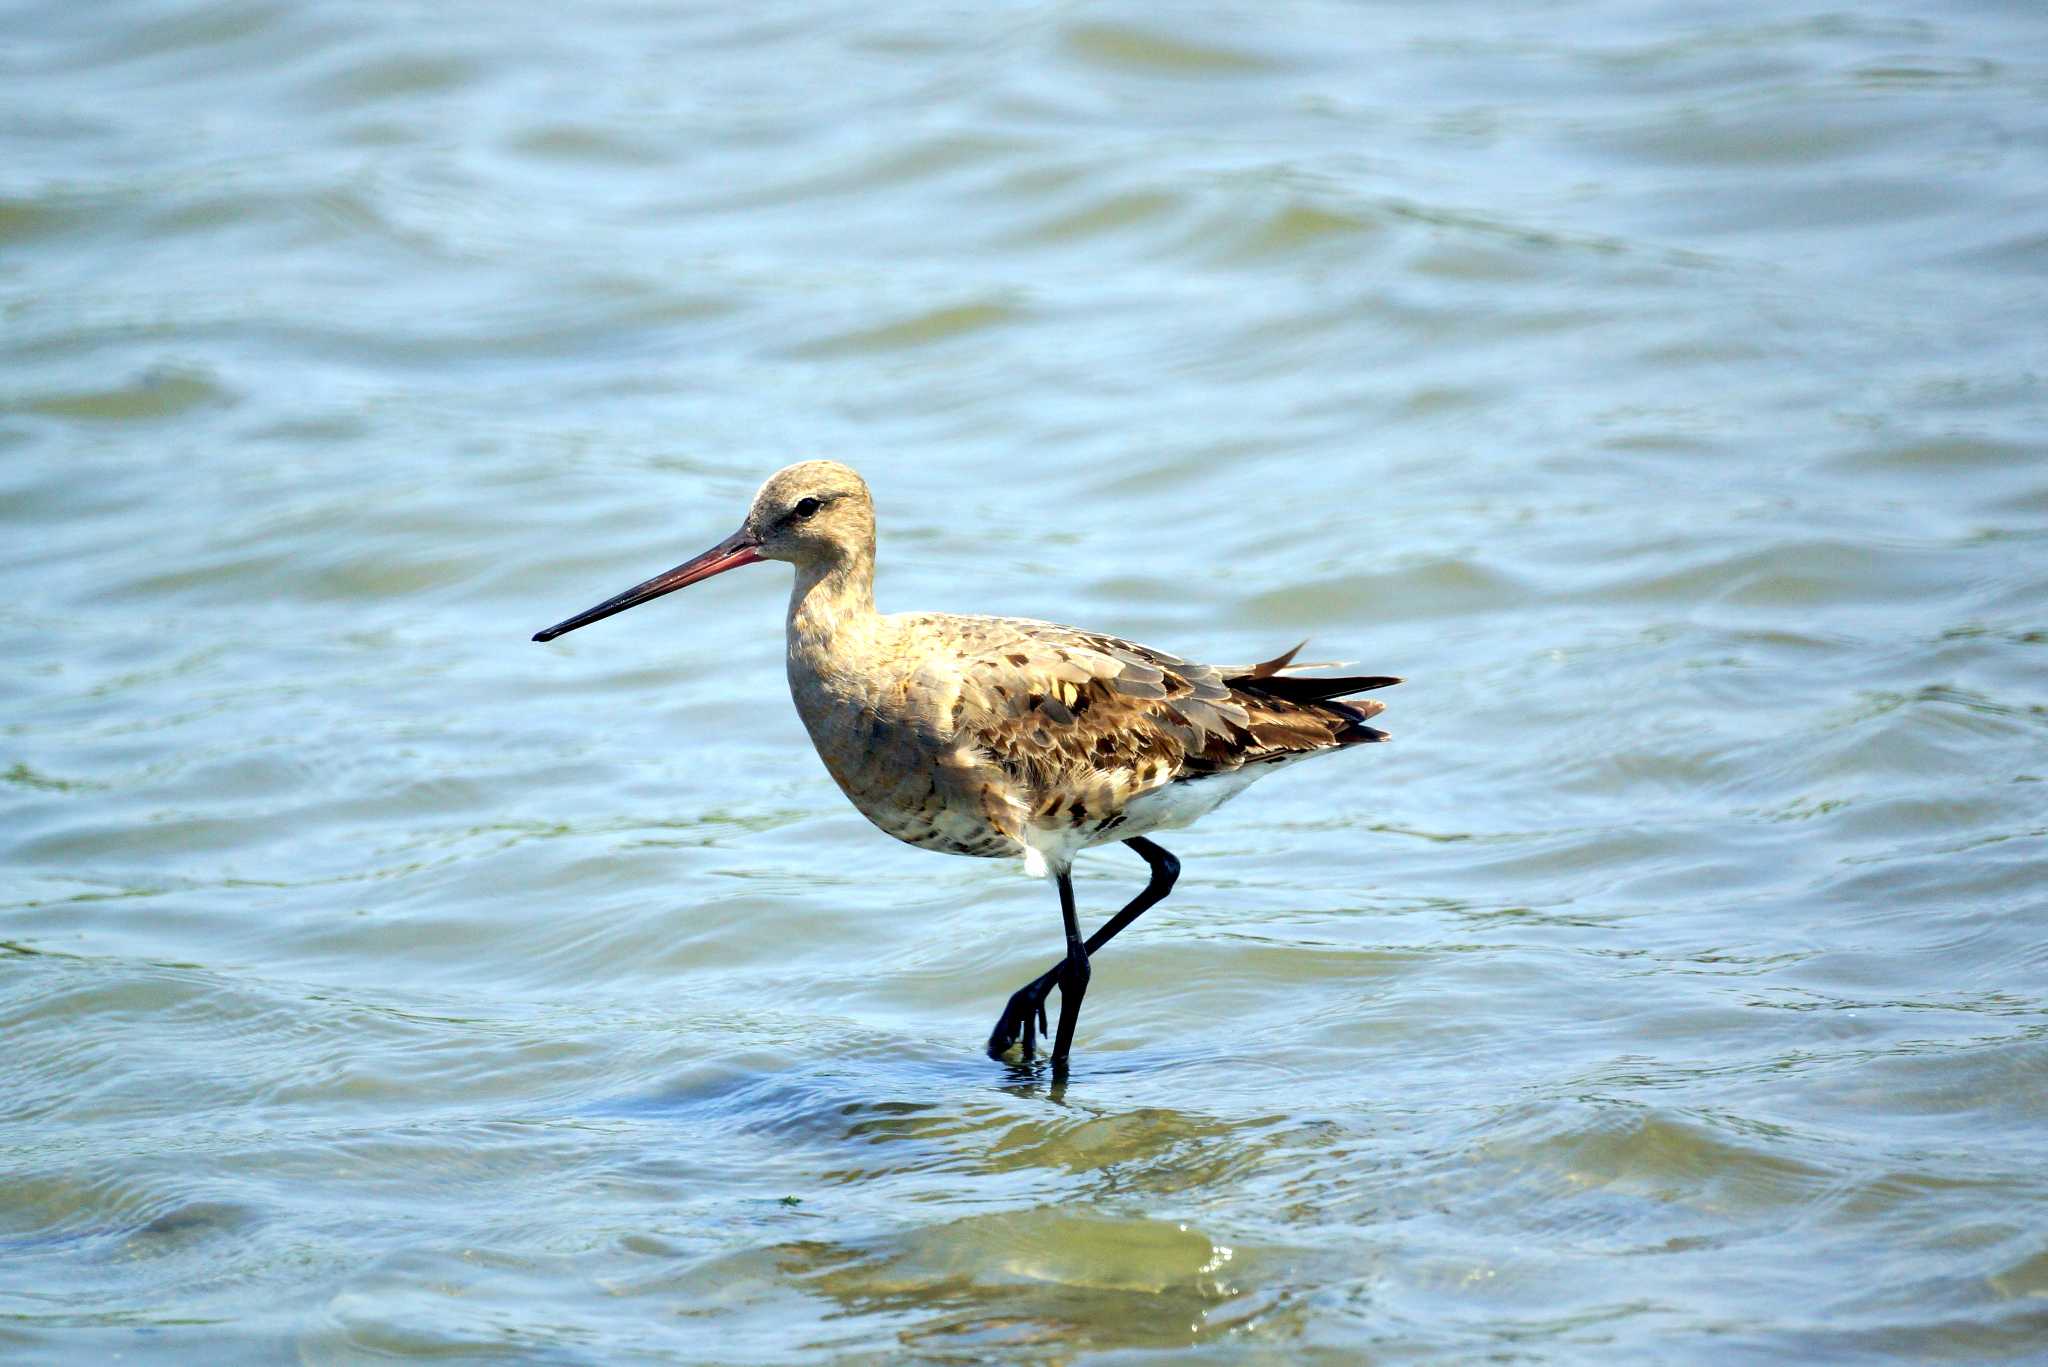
[1228,643,1400,745]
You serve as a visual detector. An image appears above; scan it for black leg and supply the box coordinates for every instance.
[985,838,1180,1065]
[1080,838,1179,957]
[1048,869,1089,1070]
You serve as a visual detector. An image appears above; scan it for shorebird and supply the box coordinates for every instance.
[533,461,1398,1072]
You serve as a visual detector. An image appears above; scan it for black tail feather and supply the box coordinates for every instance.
[1327,696,1392,744]
[1231,672,1403,704]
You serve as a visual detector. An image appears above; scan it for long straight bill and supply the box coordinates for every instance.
[532,528,760,642]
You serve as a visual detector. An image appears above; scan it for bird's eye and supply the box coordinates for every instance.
[792,496,823,521]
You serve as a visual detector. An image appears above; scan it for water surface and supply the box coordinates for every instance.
[3,0,2046,1361]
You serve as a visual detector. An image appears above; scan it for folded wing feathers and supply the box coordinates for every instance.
[945,622,1398,798]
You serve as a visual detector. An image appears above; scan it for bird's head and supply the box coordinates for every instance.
[741,460,875,569]
[531,460,873,643]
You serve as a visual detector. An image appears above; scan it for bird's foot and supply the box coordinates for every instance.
[985,966,1060,1063]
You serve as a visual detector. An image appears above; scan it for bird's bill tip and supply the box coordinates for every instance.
[531,529,761,643]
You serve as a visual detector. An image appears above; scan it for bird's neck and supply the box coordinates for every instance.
[786,546,879,671]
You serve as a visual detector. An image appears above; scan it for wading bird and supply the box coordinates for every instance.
[533,462,1398,1072]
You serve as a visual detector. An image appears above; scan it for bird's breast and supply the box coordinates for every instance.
[787,665,1023,861]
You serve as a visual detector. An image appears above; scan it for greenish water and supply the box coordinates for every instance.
[4,1,2046,1361]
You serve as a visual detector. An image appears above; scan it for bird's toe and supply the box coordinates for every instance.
[986,979,1056,1063]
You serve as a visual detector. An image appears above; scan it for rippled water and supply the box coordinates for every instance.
[5,0,2046,1360]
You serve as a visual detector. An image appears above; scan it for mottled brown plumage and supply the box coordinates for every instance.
[534,459,1400,1070]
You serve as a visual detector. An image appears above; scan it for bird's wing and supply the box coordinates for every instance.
[902,618,1395,816]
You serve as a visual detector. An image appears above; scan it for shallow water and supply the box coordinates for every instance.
[4,0,2046,1361]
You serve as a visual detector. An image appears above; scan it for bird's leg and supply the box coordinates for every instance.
[1023,839,1179,1004]
[1047,868,1089,1071]
[986,870,1072,1066]
[985,839,1180,1065]
[1085,838,1179,957]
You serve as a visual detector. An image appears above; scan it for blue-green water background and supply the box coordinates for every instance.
[4,1,2046,1361]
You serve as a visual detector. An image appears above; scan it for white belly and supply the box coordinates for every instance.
[1116,768,1268,837]
[1020,768,1269,879]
